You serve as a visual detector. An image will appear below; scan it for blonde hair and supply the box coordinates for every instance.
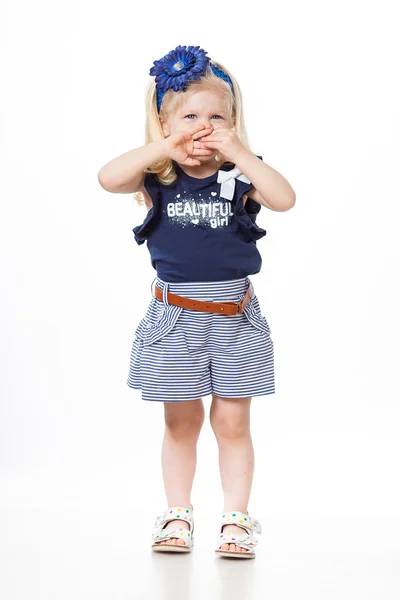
[133,60,252,206]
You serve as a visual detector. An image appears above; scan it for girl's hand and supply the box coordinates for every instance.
[195,128,247,163]
[163,125,214,166]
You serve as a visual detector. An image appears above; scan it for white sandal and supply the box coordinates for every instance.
[215,510,262,558]
[151,504,194,552]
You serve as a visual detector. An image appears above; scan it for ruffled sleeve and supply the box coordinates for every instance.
[132,173,161,245]
[233,155,267,243]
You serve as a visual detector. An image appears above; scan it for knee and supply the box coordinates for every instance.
[166,415,204,438]
[210,418,249,440]
[164,402,205,438]
[209,395,251,440]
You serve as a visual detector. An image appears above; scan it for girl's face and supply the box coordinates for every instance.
[160,89,233,161]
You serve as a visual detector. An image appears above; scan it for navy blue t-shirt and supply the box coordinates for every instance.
[132,156,267,283]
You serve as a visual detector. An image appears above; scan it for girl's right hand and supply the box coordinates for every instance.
[163,125,214,166]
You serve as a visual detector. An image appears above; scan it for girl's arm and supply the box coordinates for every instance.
[235,150,296,212]
[98,125,213,194]
[97,140,169,194]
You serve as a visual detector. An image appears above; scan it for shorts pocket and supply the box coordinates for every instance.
[134,297,183,346]
[242,293,271,336]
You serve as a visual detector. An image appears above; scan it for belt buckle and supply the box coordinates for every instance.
[235,302,244,315]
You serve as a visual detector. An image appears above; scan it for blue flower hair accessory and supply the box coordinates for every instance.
[149,45,234,112]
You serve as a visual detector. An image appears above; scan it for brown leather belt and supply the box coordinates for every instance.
[153,283,252,315]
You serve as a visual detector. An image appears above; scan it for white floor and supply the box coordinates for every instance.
[2,505,400,600]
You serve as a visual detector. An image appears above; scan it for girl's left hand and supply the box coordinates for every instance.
[196,128,246,163]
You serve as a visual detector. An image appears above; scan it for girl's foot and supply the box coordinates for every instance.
[153,518,190,547]
[220,524,250,553]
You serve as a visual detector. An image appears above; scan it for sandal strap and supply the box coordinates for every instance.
[154,505,194,531]
[152,527,194,547]
[217,532,258,552]
[220,510,262,535]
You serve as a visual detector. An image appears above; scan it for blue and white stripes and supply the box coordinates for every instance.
[126,276,275,402]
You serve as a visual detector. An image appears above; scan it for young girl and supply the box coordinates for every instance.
[98,45,295,558]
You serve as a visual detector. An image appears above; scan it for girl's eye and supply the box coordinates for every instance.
[184,114,223,119]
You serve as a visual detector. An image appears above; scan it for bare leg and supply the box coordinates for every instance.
[154,398,205,546]
[210,394,254,553]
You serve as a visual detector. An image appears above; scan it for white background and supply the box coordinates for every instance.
[1,0,400,598]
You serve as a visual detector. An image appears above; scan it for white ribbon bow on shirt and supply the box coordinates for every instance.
[217,166,251,201]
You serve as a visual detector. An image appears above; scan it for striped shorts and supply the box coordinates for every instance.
[126,276,275,402]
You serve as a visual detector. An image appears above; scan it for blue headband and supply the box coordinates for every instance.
[149,45,234,113]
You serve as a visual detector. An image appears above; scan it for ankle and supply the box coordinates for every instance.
[166,502,193,510]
